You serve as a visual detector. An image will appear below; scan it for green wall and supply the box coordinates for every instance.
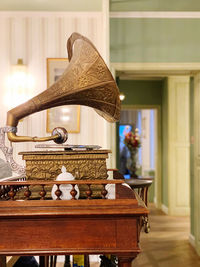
[161,78,168,207]
[190,78,194,236]
[110,18,200,63]
[110,0,200,11]
[119,80,163,105]
[0,0,102,11]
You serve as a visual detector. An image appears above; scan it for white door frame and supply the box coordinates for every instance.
[194,73,200,256]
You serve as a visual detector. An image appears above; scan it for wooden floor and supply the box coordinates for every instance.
[56,204,200,267]
[133,204,200,267]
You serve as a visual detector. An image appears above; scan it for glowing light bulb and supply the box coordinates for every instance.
[119,92,125,101]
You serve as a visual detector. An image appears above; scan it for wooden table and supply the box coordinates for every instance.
[0,180,148,267]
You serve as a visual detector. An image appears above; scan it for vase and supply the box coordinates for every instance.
[127,149,138,178]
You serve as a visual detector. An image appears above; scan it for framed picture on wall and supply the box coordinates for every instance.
[46,58,80,133]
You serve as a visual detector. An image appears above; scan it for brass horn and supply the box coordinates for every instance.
[6,32,120,143]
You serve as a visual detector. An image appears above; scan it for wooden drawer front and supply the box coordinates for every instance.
[0,217,138,254]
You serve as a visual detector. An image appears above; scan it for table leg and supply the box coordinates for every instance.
[64,255,70,267]
[0,256,6,267]
[39,256,49,267]
[53,255,57,267]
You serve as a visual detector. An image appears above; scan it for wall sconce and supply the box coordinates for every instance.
[119,92,125,101]
[4,59,34,109]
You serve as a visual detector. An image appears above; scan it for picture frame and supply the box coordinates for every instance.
[46,58,80,133]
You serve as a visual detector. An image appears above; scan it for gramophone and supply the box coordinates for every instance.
[0,32,120,187]
[6,32,120,143]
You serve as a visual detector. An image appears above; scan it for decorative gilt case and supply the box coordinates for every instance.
[19,150,110,198]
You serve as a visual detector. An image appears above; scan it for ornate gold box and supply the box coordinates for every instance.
[19,150,111,198]
[19,150,110,180]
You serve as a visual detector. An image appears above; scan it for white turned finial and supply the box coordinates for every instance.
[61,166,66,173]
[52,165,80,200]
[56,166,74,181]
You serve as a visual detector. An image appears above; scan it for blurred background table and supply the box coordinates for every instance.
[125,178,153,233]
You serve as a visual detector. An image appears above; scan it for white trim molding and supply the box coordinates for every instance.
[111,62,200,72]
[189,234,196,248]
[161,204,169,215]
[110,11,200,19]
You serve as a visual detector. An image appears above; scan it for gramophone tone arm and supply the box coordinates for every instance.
[6,101,69,143]
[7,131,60,142]
[6,127,68,143]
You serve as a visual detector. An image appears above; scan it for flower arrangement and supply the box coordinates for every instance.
[124,129,141,151]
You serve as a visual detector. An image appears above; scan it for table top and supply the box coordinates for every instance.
[125,178,153,188]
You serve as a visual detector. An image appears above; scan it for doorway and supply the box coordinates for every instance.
[117,106,160,204]
[114,77,163,207]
